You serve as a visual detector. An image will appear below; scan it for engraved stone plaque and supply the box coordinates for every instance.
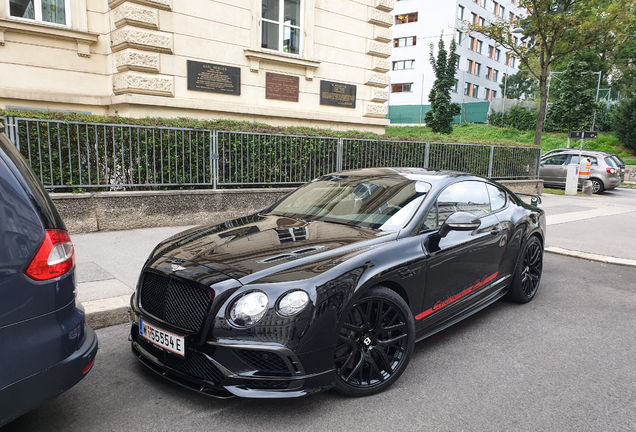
[266,73,299,102]
[320,80,356,108]
[187,61,240,95]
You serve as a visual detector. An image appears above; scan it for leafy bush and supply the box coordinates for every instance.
[611,98,636,152]
[488,106,537,131]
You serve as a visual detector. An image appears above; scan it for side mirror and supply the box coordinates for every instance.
[439,212,481,238]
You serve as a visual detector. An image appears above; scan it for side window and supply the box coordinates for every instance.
[436,181,491,226]
[486,184,506,211]
[571,155,598,166]
[543,154,568,165]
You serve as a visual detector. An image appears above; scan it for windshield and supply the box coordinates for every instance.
[263,175,431,231]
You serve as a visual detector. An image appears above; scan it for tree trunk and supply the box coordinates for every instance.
[534,60,549,147]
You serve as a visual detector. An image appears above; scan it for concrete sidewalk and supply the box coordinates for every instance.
[76,187,636,329]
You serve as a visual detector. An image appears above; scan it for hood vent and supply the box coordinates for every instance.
[258,245,326,264]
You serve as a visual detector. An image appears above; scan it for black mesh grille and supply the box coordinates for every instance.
[233,349,290,375]
[244,380,291,390]
[140,272,213,332]
[136,338,223,384]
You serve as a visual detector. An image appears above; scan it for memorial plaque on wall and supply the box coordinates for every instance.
[266,73,299,102]
[320,80,356,108]
[187,60,240,95]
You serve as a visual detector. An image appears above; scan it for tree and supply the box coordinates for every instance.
[424,35,461,134]
[468,0,632,146]
[501,65,537,100]
[544,59,600,132]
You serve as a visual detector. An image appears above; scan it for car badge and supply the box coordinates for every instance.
[171,264,187,272]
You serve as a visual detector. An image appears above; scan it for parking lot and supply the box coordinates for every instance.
[4,252,635,432]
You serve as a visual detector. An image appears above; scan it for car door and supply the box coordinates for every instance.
[540,154,569,186]
[417,181,506,325]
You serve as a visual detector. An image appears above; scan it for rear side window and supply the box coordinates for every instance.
[571,155,598,166]
[604,157,618,167]
[486,184,506,211]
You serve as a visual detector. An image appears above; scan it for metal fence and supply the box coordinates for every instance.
[1,117,541,190]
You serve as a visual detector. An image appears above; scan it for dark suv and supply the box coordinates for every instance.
[0,124,98,426]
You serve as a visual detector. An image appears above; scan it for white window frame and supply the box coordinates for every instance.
[261,0,303,56]
[392,60,415,70]
[6,0,72,27]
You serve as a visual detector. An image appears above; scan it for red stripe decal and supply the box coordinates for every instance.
[415,272,499,320]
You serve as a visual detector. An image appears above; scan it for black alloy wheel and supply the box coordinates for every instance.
[590,178,604,194]
[333,287,414,397]
[506,236,543,303]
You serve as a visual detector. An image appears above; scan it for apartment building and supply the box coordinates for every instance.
[388,0,525,124]
[0,0,393,133]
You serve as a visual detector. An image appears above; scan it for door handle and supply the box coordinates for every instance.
[490,226,502,235]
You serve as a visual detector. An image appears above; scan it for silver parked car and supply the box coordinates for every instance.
[542,148,625,184]
[540,149,621,193]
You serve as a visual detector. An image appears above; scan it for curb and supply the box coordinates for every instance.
[545,246,636,268]
[84,295,131,329]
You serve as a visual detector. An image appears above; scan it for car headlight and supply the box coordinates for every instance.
[277,290,309,317]
[228,291,269,327]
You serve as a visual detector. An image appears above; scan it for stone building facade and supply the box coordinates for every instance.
[0,0,393,132]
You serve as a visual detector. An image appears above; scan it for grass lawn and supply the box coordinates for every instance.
[385,124,636,165]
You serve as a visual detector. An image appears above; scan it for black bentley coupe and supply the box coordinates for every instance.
[130,168,545,398]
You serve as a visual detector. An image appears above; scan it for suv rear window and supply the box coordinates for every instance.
[604,157,618,167]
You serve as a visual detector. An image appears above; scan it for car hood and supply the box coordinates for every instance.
[145,214,397,286]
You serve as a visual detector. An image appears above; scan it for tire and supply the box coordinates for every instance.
[333,286,415,397]
[590,178,604,194]
[505,236,543,303]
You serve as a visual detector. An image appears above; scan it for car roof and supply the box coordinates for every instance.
[542,149,614,157]
[330,167,484,186]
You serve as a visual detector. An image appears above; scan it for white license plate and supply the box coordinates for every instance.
[139,318,185,357]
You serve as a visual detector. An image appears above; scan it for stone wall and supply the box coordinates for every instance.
[51,179,543,234]
[625,165,636,182]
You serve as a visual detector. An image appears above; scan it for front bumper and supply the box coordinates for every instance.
[0,325,98,426]
[130,320,335,398]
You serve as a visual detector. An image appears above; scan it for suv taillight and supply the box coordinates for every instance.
[607,168,617,174]
[25,229,75,281]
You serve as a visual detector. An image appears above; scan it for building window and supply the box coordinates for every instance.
[392,83,413,93]
[394,36,417,47]
[396,12,418,24]
[495,48,501,61]
[485,88,491,100]
[492,90,498,98]
[262,0,302,55]
[487,67,492,80]
[476,40,483,53]
[479,16,486,26]
[472,84,479,98]
[456,30,463,44]
[493,69,499,81]
[8,0,70,26]
[464,82,471,95]
[456,55,461,69]
[458,5,464,20]
[474,62,481,75]
[471,12,478,24]
[453,79,458,93]
[393,60,415,70]
[499,5,505,18]
[488,45,494,59]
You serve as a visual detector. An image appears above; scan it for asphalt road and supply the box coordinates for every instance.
[4,254,636,432]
